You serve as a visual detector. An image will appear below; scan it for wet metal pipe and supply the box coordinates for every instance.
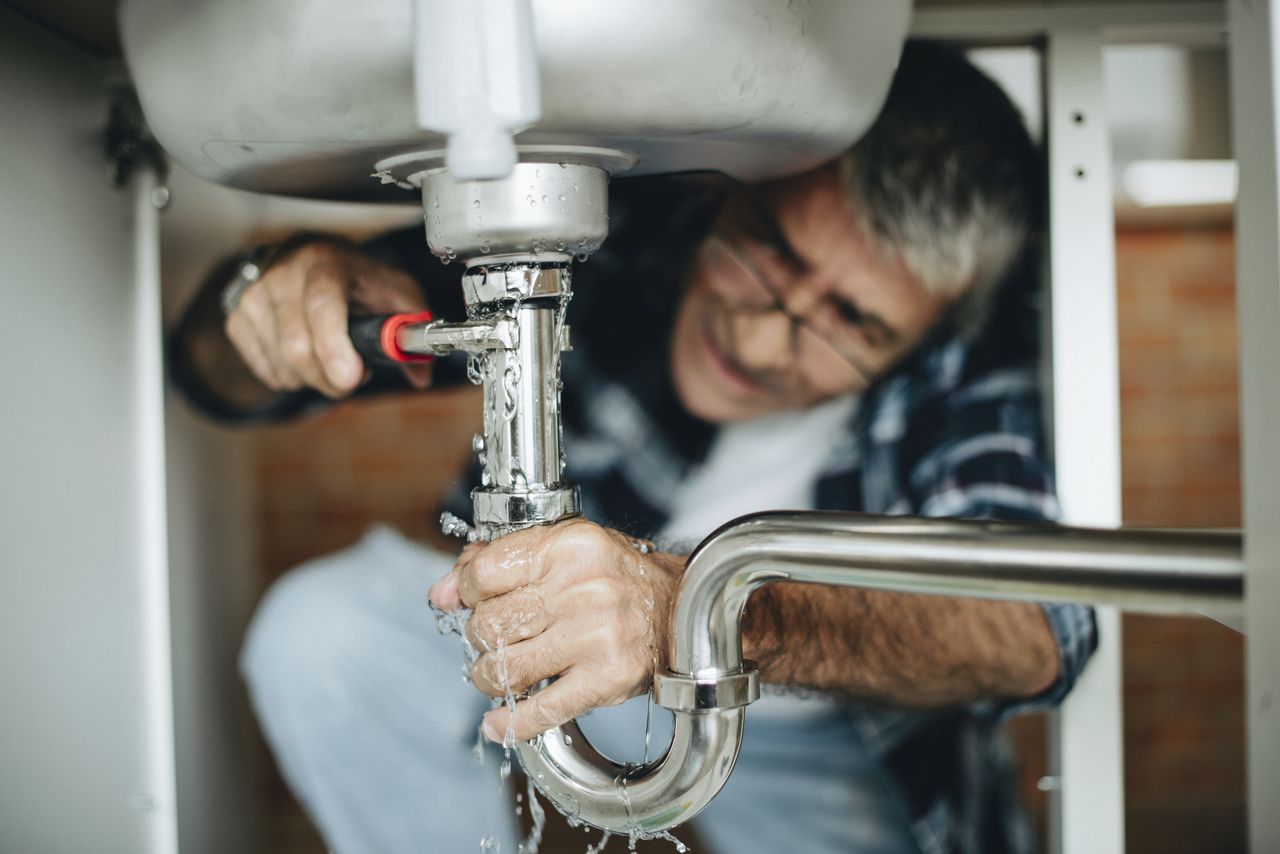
[517,511,1243,835]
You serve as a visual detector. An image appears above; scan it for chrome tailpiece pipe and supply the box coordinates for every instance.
[394,262,580,539]
[459,263,578,540]
[421,159,609,538]
[394,156,618,538]
[517,512,1244,834]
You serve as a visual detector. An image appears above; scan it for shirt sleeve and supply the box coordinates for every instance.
[901,364,1098,718]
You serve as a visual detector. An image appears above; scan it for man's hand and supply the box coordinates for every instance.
[225,242,433,398]
[428,518,684,745]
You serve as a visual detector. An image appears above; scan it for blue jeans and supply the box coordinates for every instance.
[241,527,920,854]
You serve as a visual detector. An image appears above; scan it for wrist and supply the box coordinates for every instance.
[642,550,686,680]
[218,243,275,315]
[740,583,786,677]
[219,231,365,316]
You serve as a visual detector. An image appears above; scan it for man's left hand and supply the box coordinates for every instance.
[428,518,684,745]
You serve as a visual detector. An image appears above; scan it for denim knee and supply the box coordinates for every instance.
[240,530,480,742]
[240,559,376,712]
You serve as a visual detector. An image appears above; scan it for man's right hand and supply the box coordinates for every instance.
[225,242,433,399]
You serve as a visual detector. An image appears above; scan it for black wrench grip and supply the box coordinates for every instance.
[347,311,435,365]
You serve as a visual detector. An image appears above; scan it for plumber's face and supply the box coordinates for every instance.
[670,163,955,423]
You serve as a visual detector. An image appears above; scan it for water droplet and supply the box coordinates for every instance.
[481,242,491,254]
[542,195,549,203]
[558,194,566,202]
[528,196,536,207]
[573,184,579,192]
[559,163,568,169]
[576,253,589,262]
[434,197,440,208]
[563,733,572,745]
[556,240,567,251]
[535,168,540,177]
[473,199,481,209]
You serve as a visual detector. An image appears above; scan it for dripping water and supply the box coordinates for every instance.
[585,829,611,854]
[642,692,653,765]
[517,775,546,854]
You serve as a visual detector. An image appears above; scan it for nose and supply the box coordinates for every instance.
[732,309,795,372]
[780,281,824,319]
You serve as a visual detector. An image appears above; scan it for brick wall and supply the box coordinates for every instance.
[1117,229,1241,528]
[1115,227,1246,854]
[254,386,482,583]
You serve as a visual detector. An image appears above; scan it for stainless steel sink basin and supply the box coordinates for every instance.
[121,0,911,200]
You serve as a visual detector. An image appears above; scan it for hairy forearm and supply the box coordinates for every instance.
[740,583,1059,707]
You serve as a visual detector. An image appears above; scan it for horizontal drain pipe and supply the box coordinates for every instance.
[518,511,1243,835]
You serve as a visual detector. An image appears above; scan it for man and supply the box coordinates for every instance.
[173,43,1094,854]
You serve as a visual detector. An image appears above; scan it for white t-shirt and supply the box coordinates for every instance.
[656,394,858,552]
[655,393,859,721]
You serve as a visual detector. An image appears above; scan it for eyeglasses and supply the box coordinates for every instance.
[702,230,897,385]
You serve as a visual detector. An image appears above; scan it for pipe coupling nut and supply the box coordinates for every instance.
[653,664,760,711]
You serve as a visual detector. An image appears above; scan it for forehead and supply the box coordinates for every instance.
[727,163,954,328]
[764,163,850,221]
[738,166,909,283]
[734,165,892,280]
[722,163,851,233]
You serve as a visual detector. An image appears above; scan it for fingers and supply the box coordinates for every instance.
[430,541,481,609]
[234,280,311,389]
[448,518,682,743]
[456,525,555,609]
[345,259,435,390]
[465,586,550,652]
[428,566,463,611]
[303,270,363,395]
[273,261,352,398]
[220,243,435,399]
[223,248,344,394]
[225,305,287,390]
[469,623,564,699]
[427,540,488,611]
[481,670,615,745]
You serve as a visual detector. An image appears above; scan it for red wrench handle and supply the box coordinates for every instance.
[347,311,435,364]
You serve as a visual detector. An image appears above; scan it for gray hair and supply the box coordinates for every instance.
[839,42,1043,338]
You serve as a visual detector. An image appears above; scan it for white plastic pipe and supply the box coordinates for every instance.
[413,0,542,180]
[134,169,179,854]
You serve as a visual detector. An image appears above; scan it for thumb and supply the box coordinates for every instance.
[429,566,463,611]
